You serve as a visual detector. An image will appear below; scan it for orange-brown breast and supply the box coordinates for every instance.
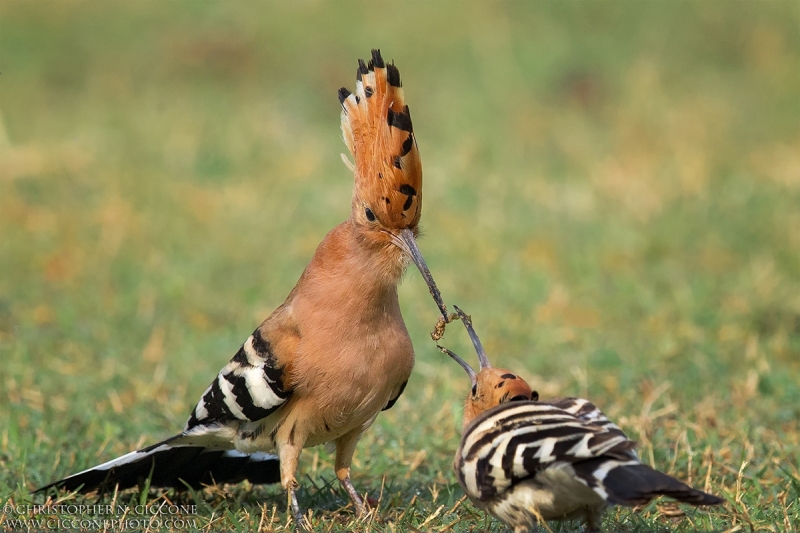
[276,222,415,444]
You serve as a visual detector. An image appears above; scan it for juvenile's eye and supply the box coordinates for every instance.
[471,384,477,396]
[365,207,376,222]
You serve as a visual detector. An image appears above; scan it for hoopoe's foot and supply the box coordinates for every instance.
[285,482,309,530]
[339,475,365,517]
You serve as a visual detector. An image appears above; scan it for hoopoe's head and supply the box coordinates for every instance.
[438,306,537,429]
[339,49,422,233]
[339,50,447,319]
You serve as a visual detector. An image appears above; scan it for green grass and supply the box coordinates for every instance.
[1,1,799,531]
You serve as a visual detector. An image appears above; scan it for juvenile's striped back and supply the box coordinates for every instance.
[457,399,637,502]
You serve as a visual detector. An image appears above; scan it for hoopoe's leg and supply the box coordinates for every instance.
[279,441,306,528]
[335,429,367,517]
[584,504,605,533]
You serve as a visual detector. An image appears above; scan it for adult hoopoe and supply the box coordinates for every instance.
[438,306,724,533]
[37,49,449,523]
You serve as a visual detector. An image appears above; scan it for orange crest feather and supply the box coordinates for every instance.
[339,49,422,229]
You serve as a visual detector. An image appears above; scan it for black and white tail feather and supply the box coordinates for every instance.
[37,327,290,494]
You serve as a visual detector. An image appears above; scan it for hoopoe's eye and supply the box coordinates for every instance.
[471,384,477,397]
[365,207,376,222]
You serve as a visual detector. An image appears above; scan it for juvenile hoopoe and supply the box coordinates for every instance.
[438,306,724,533]
[37,49,449,522]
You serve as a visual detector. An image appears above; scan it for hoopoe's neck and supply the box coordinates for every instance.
[462,402,483,430]
[291,220,408,314]
[331,220,407,285]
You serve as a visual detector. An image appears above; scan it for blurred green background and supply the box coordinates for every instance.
[1,1,798,531]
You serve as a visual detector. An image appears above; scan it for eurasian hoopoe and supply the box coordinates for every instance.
[438,306,724,533]
[38,49,449,524]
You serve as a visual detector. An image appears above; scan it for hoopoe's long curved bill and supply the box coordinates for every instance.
[436,343,478,388]
[454,305,492,370]
[391,228,449,320]
[435,305,491,388]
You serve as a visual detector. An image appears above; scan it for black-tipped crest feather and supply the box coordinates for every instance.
[370,49,385,69]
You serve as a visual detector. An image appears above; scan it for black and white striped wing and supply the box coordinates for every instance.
[546,397,629,441]
[36,327,289,495]
[457,401,637,502]
[185,328,291,433]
